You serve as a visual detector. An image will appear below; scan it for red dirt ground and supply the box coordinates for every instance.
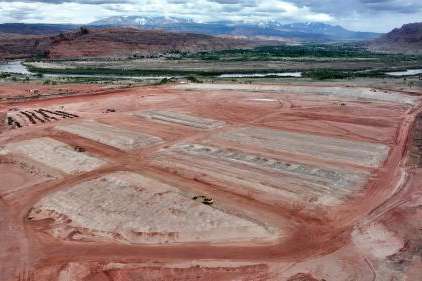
[0,82,421,281]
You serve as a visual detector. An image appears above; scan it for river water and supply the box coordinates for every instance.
[386,69,422,76]
[0,61,303,79]
[44,73,179,80]
[219,72,302,78]
[0,61,174,80]
[0,60,32,74]
[2,60,420,79]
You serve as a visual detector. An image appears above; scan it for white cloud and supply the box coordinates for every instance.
[0,0,421,32]
[0,2,114,23]
[0,0,334,24]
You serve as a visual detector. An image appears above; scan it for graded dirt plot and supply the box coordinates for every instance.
[28,171,276,244]
[253,112,401,144]
[56,120,162,151]
[137,110,225,129]
[176,83,418,105]
[154,143,369,206]
[4,137,106,174]
[216,127,390,168]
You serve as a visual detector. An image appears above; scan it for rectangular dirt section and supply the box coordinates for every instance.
[5,137,106,174]
[176,84,418,105]
[56,120,162,150]
[137,110,225,129]
[28,171,277,244]
[154,144,369,206]
[216,127,390,167]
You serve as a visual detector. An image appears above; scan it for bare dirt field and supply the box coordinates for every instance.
[137,110,226,129]
[56,120,163,151]
[1,81,422,281]
[0,82,104,100]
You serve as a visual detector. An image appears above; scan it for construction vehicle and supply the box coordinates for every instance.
[192,195,214,205]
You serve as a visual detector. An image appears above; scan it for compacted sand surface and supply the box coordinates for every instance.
[1,82,422,281]
[137,110,226,129]
[4,137,107,174]
[56,120,163,151]
[28,171,276,244]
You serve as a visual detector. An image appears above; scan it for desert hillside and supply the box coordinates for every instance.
[369,22,422,54]
[0,34,50,59]
[47,28,265,59]
[0,27,265,60]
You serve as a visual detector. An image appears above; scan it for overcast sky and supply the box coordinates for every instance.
[0,0,421,32]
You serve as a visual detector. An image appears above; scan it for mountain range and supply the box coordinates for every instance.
[90,16,380,42]
[0,17,380,43]
[0,18,420,59]
[0,23,75,35]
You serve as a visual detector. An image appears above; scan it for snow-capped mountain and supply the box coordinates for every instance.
[90,16,381,42]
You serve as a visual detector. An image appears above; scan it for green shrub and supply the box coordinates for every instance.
[186,76,203,83]
[0,73,11,78]
[303,69,354,80]
[157,78,171,85]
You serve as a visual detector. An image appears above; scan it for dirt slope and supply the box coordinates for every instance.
[369,22,422,54]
